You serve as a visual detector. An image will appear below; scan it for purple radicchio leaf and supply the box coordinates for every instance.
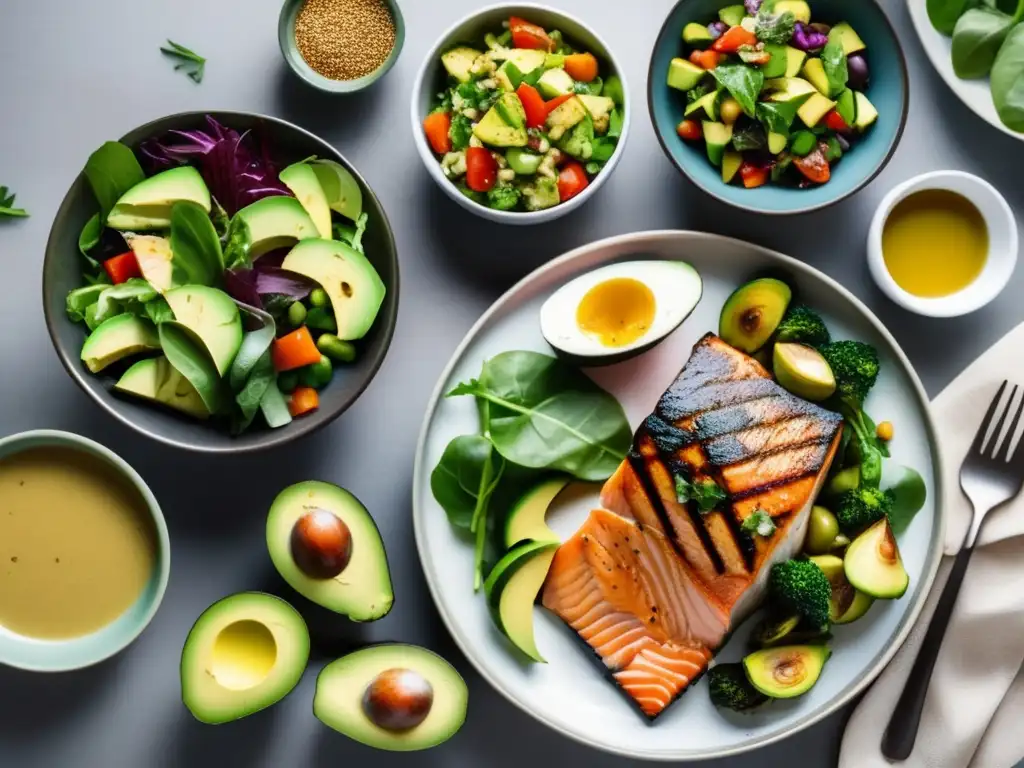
[708,21,729,39]
[792,22,828,51]
[744,0,763,15]
[254,266,317,300]
[224,268,262,310]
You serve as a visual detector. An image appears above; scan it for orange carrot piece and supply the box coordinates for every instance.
[288,386,319,417]
[272,327,322,372]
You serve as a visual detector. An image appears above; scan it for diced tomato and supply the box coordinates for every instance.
[676,119,703,141]
[510,16,554,51]
[824,109,850,132]
[793,148,831,184]
[544,93,574,114]
[689,49,722,70]
[557,161,589,202]
[466,147,498,192]
[711,26,758,53]
[564,52,599,82]
[103,251,142,284]
[739,162,769,189]
[423,111,452,154]
[516,84,548,128]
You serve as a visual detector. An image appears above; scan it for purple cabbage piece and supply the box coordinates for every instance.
[847,53,870,90]
[254,267,317,299]
[138,116,291,216]
[744,0,763,14]
[792,22,828,51]
[708,20,729,40]
[224,268,262,309]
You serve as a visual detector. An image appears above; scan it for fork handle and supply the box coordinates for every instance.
[881,543,975,761]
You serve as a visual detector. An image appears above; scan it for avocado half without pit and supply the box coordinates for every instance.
[744,644,830,699]
[267,481,393,621]
[719,278,792,354]
[314,644,468,752]
[809,554,874,625]
[845,518,910,600]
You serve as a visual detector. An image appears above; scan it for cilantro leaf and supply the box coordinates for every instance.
[675,474,728,514]
[741,509,777,538]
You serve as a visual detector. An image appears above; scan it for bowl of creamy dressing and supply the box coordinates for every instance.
[0,430,169,671]
[867,170,1018,318]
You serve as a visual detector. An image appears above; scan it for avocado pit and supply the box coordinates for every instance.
[290,508,352,579]
[362,668,434,731]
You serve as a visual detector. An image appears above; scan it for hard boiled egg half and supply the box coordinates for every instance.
[539,261,702,366]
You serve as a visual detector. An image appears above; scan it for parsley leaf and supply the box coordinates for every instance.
[675,474,728,514]
[0,186,28,218]
[741,509,777,538]
[448,114,474,150]
[161,40,206,84]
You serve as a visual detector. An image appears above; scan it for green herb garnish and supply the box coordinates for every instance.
[161,40,206,84]
[0,186,28,218]
[741,509,777,538]
[675,474,728,513]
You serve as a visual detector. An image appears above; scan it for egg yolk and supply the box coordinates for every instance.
[576,278,656,348]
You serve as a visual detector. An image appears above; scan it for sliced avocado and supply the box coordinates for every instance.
[314,644,467,751]
[718,4,747,26]
[773,343,837,401]
[744,644,830,698]
[683,22,714,47]
[703,121,733,167]
[773,0,812,24]
[845,518,909,599]
[829,22,866,55]
[768,131,788,154]
[504,48,547,74]
[494,61,517,92]
[115,356,209,418]
[719,278,792,354]
[81,313,159,373]
[667,57,706,92]
[124,234,174,292]
[784,46,808,78]
[577,94,614,121]
[523,177,560,211]
[441,47,482,83]
[484,540,559,662]
[809,554,875,624]
[537,67,574,99]
[504,476,570,548]
[761,44,790,79]
[801,59,831,97]
[835,88,857,127]
[279,163,332,239]
[280,239,386,341]
[180,592,309,724]
[107,167,211,231]
[835,589,874,624]
[164,285,242,376]
[474,102,529,147]
[722,149,743,184]
[266,480,393,621]
[853,92,878,131]
[685,90,721,120]
[765,77,818,103]
[235,196,318,259]
[494,92,527,129]
[749,614,801,648]
[309,159,364,221]
[545,96,588,139]
[798,93,837,128]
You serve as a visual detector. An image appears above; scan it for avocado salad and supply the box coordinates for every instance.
[65,116,386,435]
[667,0,878,188]
[422,15,625,212]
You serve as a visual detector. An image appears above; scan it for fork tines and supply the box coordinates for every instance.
[971,381,1024,463]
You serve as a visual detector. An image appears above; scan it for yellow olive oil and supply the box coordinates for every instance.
[882,189,988,298]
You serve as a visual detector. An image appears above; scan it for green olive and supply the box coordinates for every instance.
[287,301,307,328]
[300,355,333,389]
[805,506,840,555]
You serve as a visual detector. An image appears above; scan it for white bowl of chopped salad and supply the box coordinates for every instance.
[411,3,631,224]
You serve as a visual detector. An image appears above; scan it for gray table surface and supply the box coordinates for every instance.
[2,0,1022,765]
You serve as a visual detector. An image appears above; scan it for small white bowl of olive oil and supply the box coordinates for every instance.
[868,170,1018,318]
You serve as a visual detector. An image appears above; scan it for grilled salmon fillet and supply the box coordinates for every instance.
[542,334,843,720]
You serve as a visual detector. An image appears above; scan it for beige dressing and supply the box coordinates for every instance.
[0,447,156,639]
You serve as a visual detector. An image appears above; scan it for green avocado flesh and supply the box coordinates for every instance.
[719,278,792,353]
[115,356,208,418]
[744,644,830,698]
[181,592,309,724]
[81,313,159,373]
[314,644,468,752]
[281,239,386,341]
[125,234,174,292]
[235,196,319,259]
[845,519,909,600]
[773,343,836,401]
[484,540,559,662]
[279,162,333,239]
[107,166,211,231]
[309,159,364,221]
[810,554,874,624]
[266,480,393,621]
[503,476,570,548]
[164,285,243,376]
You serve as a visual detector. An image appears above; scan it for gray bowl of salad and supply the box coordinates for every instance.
[43,111,399,454]
[411,3,630,223]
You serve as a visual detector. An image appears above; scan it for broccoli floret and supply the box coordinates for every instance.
[522,177,560,211]
[707,663,769,711]
[820,341,880,406]
[776,305,831,347]
[768,559,831,629]
[487,184,521,211]
[836,486,894,535]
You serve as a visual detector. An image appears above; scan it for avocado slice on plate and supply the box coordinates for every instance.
[829,22,866,55]
[107,166,211,231]
[667,58,706,92]
[124,234,174,292]
[164,285,242,376]
[504,476,570,548]
[719,278,792,353]
[235,196,319,260]
[845,518,909,599]
[314,644,467,751]
[474,95,530,147]
[180,592,310,724]
[266,480,393,621]
[308,159,364,222]
[484,540,559,662]
[744,644,830,698]
[115,356,209,419]
[279,162,332,239]
[81,313,159,373]
[773,342,837,401]
[441,47,482,83]
[773,0,811,24]
[537,67,574,99]
[809,554,875,624]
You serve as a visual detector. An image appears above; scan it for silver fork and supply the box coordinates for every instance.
[882,381,1024,760]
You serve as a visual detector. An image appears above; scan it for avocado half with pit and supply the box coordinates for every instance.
[484,539,559,662]
[266,480,393,622]
[809,554,874,624]
[845,518,909,600]
[744,644,830,699]
[719,278,792,354]
[314,644,467,752]
[181,592,310,724]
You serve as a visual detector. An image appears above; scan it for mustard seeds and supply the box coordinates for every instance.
[295,0,396,81]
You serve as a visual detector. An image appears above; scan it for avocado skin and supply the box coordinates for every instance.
[743,644,830,699]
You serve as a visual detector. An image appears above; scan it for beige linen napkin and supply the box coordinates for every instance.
[839,322,1024,768]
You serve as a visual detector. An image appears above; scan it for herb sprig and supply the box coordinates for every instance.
[675,474,728,513]
[0,186,28,218]
[161,40,206,84]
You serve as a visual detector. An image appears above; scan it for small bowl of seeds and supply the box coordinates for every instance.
[279,0,404,93]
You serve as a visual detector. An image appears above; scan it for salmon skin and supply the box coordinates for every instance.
[542,334,843,720]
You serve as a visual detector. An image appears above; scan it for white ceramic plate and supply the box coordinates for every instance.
[412,231,945,761]
[907,0,1024,142]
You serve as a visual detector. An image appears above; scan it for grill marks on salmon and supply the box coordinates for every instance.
[543,334,843,720]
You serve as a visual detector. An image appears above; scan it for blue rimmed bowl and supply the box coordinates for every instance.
[0,430,170,672]
[648,0,908,215]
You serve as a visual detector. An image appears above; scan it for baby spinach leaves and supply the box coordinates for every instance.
[991,23,1024,129]
[820,41,849,95]
[712,63,764,118]
[83,141,145,221]
[158,321,227,415]
[169,200,224,287]
[755,4,797,44]
[951,6,1022,78]
[757,95,811,136]
[885,465,928,535]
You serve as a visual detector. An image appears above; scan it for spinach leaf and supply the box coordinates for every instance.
[65,285,106,323]
[158,321,227,415]
[223,218,253,271]
[992,23,1024,130]
[591,137,617,162]
[820,40,849,96]
[76,214,108,282]
[687,83,714,103]
[231,349,274,434]
[228,302,276,393]
[259,377,293,429]
[712,64,764,118]
[573,76,604,96]
[144,297,175,325]
[169,201,224,287]
[757,96,811,135]
[756,5,796,44]
[83,141,145,221]
[333,212,369,254]
[929,0,981,34]
[449,113,474,150]
[732,122,767,150]
[951,7,1020,78]
[85,278,159,330]
[446,351,632,481]
[674,474,728,513]
[885,465,927,536]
